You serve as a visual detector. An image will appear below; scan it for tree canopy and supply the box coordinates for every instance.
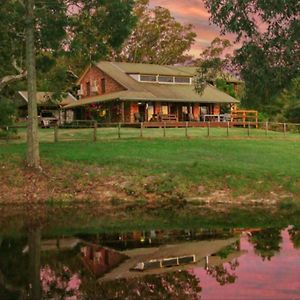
[194,37,235,94]
[115,0,197,65]
[204,0,300,115]
[0,0,136,94]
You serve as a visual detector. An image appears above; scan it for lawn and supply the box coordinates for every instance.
[1,128,299,201]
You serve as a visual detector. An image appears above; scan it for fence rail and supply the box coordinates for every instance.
[1,121,300,143]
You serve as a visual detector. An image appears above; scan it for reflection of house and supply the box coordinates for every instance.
[22,238,81,253]
[98,236,243,282]
[65,61,239,123]
[15,91,77,124]
[80,243,128,278]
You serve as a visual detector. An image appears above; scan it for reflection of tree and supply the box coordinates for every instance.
[250,228,282,261]
[28,227,41,300]
[207,259,239,286]
[85,271,202,300]
[288,226,300,249]
[40,265,81,299]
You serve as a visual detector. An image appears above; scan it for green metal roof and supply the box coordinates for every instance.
[65,61,239,109]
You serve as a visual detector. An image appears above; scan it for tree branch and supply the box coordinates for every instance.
[0,59,27,92]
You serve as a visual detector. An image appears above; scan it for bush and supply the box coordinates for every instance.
[0,97,16,126]
[0,97,17,138]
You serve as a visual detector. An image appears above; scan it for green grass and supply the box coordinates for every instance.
[1,130,300,197]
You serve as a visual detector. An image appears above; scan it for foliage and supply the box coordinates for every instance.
[203,0,300,115]
[194,38,236,95]
[0,97,16,126]
[93,271,202,299]
[40,265,81,299]
[206,260,239,286]
[279,78,300,123]
[0,96,17,138]
[0,0,136,94]
[288,226,300,249]
[250,228,283,261]
[115,0,196,65]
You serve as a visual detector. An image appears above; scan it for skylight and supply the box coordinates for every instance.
[131,74,192,85]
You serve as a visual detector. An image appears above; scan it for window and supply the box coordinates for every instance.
[101,78,106,94]
[175,77,191,84]
[140,75,157,82]
[158,76,173,83]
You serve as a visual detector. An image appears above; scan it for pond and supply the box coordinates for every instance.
[1,225,300,299]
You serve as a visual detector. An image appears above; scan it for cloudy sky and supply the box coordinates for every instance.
[150,0,236,57]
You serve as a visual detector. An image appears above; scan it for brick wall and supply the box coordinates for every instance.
[79,66,125,98]
[130,102,139,122]
[193,103,200,118]
[154,102,161,114]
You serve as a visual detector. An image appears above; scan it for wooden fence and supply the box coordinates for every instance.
[1,121,300,143]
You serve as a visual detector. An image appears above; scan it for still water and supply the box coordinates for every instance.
[1,226,300,299]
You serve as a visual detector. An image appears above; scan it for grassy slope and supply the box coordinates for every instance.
[1,137,299,198]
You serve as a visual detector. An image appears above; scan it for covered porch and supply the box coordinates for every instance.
[73,100,225,124]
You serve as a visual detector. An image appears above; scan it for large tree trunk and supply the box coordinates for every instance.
[25,0,40,168]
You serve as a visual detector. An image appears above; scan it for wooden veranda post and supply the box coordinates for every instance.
[121,102,125,123]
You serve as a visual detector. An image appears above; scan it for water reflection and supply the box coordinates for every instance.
[0,227,299,299]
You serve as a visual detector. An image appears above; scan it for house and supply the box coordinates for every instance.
[64,61,240,123]
[15,91,77,124]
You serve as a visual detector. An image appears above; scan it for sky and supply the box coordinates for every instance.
[149,0,236,57]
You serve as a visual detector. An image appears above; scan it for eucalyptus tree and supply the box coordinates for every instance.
[0,0,136,168]
[115,0,197,65]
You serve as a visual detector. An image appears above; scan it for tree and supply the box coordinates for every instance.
[1,0,136,168]
[279,77,300,122]
[203,0,300,115]
[249,228,283,261]
[115,0,197,65]
[194,37,237,95]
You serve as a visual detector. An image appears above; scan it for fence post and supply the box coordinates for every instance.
[93,121,97,142]
[185,121,188,138]
[163,122,166,138]
[118,123,121,139]
[54,124,58,142]
[207,121,210,137]
[283,123,287,137]
[140,122,143,138]
[227,121,230,137]
[247,121,250,137]
[265,121,269,136]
